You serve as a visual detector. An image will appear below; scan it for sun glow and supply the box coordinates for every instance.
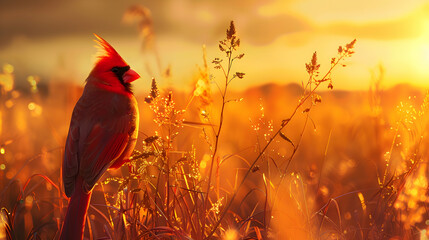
[420,20,429,59]
[413,19,429,81]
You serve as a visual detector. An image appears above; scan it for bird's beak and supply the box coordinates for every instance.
[123,69,140,83]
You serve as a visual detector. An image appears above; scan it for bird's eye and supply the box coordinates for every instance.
[111,67,119,73]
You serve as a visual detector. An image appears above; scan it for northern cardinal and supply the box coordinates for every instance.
[60,35,140,240]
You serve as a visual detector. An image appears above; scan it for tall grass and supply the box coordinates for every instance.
[85,21,357,240]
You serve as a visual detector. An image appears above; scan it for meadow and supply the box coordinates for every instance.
[0,22,428,240]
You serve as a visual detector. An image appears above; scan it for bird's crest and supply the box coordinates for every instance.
[93,34,127,66]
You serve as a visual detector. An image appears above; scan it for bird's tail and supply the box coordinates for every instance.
[59,176,92,240]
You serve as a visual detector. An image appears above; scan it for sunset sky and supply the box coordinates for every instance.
[1,0,429,92]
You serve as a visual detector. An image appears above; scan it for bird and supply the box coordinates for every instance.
[59,34,140,240]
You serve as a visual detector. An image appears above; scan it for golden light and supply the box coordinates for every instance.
[194,79,206,97]
[420,25,429,47]
[0,64,14,92]
[358,192,366,212]
[407,18,429,84]
[421,38,429,64]
[27,76,39,93]
[2,2,429,239]
[421,229,428,240]
[28,102,36,111]
[223,229,238,240]
[200,154,210,169]
[28,102,43,116]
[3,64,14,74]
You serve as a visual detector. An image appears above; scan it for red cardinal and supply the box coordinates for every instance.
[60,35,140,240]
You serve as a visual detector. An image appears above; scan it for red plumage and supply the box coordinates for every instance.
[59,35,140,240]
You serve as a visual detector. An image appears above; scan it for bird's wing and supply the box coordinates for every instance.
[63,99,83,197]
[78,113,132,192]
[63,90,135,196]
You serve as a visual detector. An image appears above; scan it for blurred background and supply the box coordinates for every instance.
[1,0,429,92]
